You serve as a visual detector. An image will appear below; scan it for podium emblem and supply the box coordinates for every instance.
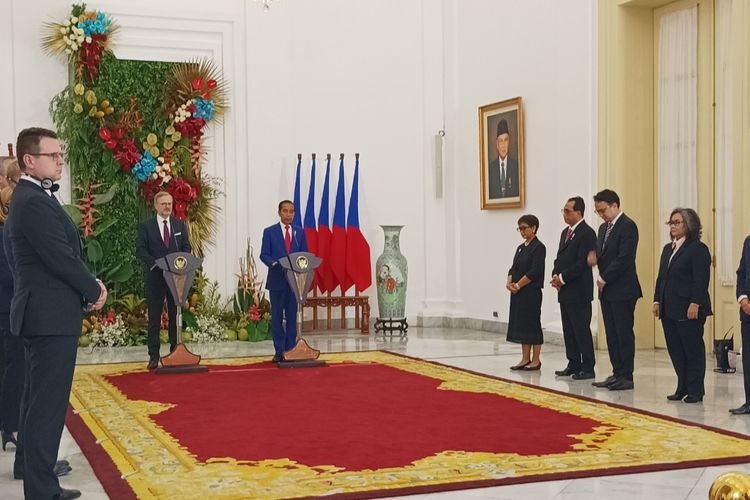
[296,255,309,270]
[174,256,187,270]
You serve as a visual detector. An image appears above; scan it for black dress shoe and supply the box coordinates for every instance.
[56,488,81,500]
[1,430,17,450]
[572,371,595,380]
[554,367,575,376]
[683,395,703,403]
[667,392,687,401]
[15,460,72,480]
[592,375,617,388]
[147,358,158,369]
[608,379,634,391]
[272,354,283,363]
[729,403,750,415]
[510,361,531,371]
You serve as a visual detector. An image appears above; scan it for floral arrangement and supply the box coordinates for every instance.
[45,3,227,256]
[89,314,132,347]
[42,4,118,81]
[187,315,227,343]
[233,239,272,341]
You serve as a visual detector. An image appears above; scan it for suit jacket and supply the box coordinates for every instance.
[6,180,100,336]
[136,217,192,276]
[596,213,643,301]
[488,156,519,199]
[0,225,14,315]
[552,220,597,304]
[654,239,712,321]
[260,223,308,291]
[736,236,750,323]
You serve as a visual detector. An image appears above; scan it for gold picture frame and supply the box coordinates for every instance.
[479,96,525,209]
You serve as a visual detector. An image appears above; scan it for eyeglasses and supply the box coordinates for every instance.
[594,206,610,215]
[516,225,530,232]
[561,208,575,214]
[666,220,684,226]
[31,152,65,161]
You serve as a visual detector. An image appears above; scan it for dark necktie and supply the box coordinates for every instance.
[162,220,170,248]
[501,161,506,192]
[603,222,613,246]
[668,241,677,265]
[565,227,573,243]
[285,225,291,253]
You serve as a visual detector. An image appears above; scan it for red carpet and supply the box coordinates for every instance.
[106,361,604,471]
[67,351,750,499]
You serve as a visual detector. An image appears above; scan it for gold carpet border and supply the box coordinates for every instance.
[70,351,750,499]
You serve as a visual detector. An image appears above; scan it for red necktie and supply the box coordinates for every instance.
[284,225,291,253]
[565,227,573,243]
[162,220,170,248]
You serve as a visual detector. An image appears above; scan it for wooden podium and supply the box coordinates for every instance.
[278,252,326,368]
[154,252,208,374]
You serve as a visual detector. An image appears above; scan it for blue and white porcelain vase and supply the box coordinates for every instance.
[375,225,408,319]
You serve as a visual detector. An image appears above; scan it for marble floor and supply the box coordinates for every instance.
[1,327,749,499]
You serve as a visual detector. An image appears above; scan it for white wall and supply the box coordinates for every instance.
[0,0,597,327]
[440,0,598,327]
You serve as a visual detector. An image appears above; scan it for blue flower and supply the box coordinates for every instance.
[78,12,112,37]
[132,152,157,182]
[192,98,215,121]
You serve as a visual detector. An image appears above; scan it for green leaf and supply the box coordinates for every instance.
[87,239,103,263]
[108,262,134,283]
[93,183,118,205]
[63,204,83,226]
[183,309,197,330]
[93,217,117,236]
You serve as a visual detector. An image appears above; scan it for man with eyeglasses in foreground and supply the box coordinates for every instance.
[589,189,642,391]
[7,127,106,500]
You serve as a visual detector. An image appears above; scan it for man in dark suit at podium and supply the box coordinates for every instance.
[551,196,597,380]
[8,127,106,500]
[136,191,192,369]
[260,200,308,362]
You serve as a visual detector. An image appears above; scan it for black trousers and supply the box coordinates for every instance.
[145,273,178,360]
[560,301,595,373]
[0,313,24,432]
[661,316,705,397]
[600,299,636,380]
[742,321,750,404]
[14,335,78,499]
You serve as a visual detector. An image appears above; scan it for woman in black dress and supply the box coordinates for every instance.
[506,214,546,370]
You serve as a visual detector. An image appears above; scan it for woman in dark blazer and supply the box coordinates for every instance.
[506,214,546,370]
[0,160,20,449]
[653,208,712,403]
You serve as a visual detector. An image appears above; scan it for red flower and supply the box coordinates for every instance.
[114,139,140,173]
[248,305,261,322]
[140,178,162,201]
[174,117,206,138]
[167,178,200,220]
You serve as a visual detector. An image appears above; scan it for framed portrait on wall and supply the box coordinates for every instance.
[478,97,525,210]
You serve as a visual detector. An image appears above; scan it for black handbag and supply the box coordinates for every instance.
[714,327,736,374]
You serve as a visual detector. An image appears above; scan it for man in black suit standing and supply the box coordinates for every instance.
[136,191,192,369]
[487,119,519,199]
[730,235,750,415]
[7,127,106,500]
[551,196,597,380]
[653,208,711,404]
[591,189,642,391]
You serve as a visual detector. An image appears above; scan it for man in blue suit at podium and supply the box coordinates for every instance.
[261,200,308,362]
